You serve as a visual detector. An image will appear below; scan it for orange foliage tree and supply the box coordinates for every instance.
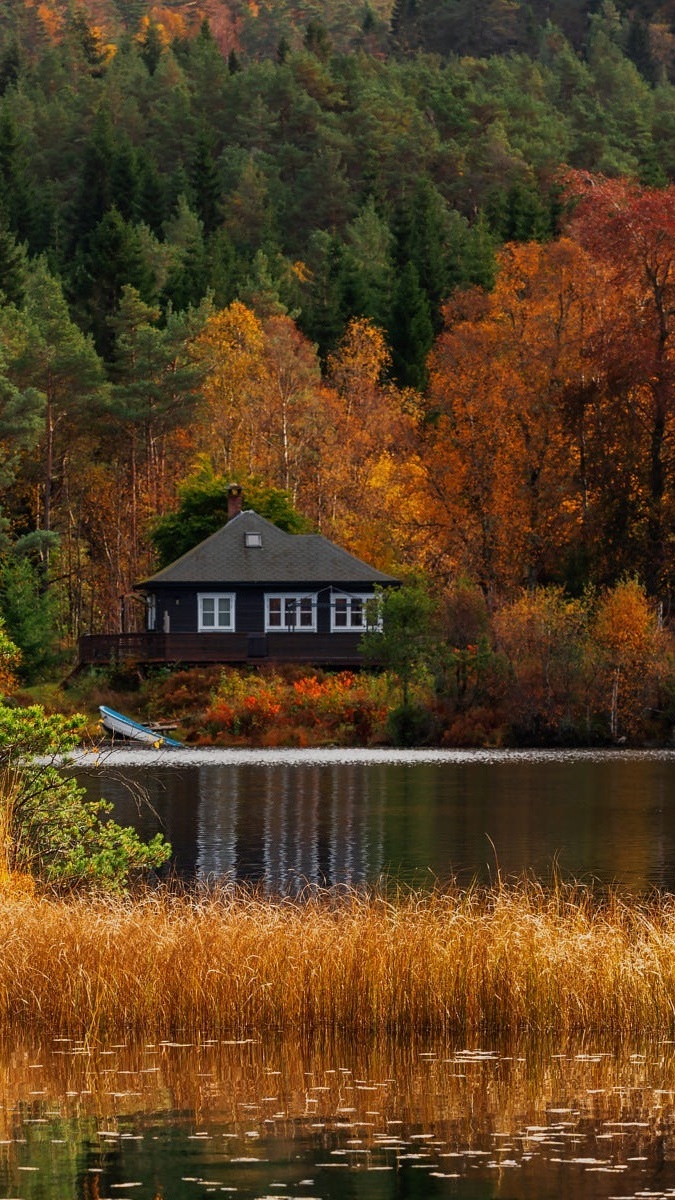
[563,172,675,596]
[192,300,267,476]
[193,303,323,501]
[257,313,324,495]
[318,318,426,571]
[492,586,589,739]
[425,240,608,596]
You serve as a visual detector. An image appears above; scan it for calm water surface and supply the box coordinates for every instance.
[72,746,675,892]
[2,1034,675,1200]
[26,746,675,1200]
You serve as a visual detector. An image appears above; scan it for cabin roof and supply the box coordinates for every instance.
[139,510,399,587]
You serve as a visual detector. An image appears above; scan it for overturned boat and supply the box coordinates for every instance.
[99,705,183,748]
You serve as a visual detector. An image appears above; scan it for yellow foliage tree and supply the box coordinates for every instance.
[193,308,425,574]
[319,318,426,570]
[192,301,266,476]
[591,578,670,739]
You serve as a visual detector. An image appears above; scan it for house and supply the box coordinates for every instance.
[77,488,399,669]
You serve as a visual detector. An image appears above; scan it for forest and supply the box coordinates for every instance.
[0,0,675,728]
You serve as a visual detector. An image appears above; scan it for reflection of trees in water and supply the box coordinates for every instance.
[2,1033,675,1199]
[195,763,387,894]
[86,754,675,894]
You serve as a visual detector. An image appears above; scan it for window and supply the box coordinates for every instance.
[245,532,262,547]
[198,592,236,632]
[331,593,381,632]
[265,593,317,632]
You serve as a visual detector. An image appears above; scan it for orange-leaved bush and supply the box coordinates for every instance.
[198,670,388,745]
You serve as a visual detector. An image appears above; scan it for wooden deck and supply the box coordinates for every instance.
[77,631,368,670]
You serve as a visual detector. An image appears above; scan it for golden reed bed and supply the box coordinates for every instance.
[2,880,675,1042]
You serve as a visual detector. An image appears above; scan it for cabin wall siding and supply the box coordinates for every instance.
[147,583,379,638]
[152,587,266,635]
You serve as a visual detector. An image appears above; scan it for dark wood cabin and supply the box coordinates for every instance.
[78,507,399,669]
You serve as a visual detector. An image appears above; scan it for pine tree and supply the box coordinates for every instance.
[11,260,107,538]
[342,198,395,331]
[0,40,22,95]
[304,21,332,61]
[162,197,209,312]
[189,130,222,236]
[140,22,164,75]
[394,179,454,330]
[138,157,169,235]
[70,111,118,250]
[74,207,157,359]
[298,231,347,361]
[388,262,434,390]
[0,110,33,244]
[0,222,27,305]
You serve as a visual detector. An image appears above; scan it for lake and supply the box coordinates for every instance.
[10,745,670,1200]
[2,1031,675,1200]
[72,746,675,893]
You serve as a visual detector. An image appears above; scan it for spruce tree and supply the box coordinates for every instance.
[140,22,164,75]
[189,130,222,236]
[388,261,434,391]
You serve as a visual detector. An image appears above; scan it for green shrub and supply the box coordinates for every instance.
[386,702,439,746]
[0,704,171,890]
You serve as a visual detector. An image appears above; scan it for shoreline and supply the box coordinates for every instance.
[70,741,675,766]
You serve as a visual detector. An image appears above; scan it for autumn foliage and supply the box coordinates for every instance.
[110,575,673,749]
[3,9,672,744]
[196,670,389,746]
[32,166,675,748]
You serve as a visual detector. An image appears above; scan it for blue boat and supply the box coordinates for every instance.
[99,705,183,748]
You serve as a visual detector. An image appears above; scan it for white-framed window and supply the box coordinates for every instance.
[265,593,317,632]
[198,592,236,632]
[330,592,381,632]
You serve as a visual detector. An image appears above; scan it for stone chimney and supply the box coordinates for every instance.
[227,483,243,520]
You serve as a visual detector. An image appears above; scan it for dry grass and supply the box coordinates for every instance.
[1,879,675,1042]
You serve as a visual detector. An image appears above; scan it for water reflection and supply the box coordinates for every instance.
[86,758,394,892]
[194,762,373,885]
[3,1033,675,1199]
[70,747,675,893]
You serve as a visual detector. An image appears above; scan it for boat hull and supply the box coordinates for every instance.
[99,705,182,747]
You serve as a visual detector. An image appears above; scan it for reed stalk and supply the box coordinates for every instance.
[1,880,675,1042]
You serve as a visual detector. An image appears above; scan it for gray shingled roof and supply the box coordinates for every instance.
[140,511,399,586]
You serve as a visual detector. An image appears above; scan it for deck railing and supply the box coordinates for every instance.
[77,631,367,669]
